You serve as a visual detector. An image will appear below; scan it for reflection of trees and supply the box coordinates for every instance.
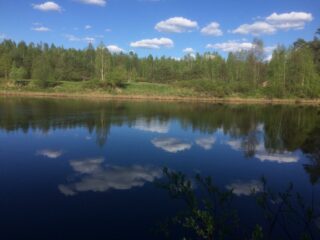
[301,123,320,185]
[242,126,260,157]
[0,98,319,152]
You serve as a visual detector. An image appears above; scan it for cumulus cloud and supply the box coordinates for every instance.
[207,41,254,52]
[196,137,216,150]
[266,12,313,30]
[201,22,223,36]
[207,40,276,54]
[232,21,276,35]
[32,1,62,12]
[58,158,162,196]
[151,137,192,153]
[64,34,95,43]
[76,0,106,6]
[232,11,313,35]
[183,48,195,54]
[226,180,263,196]
[155,17,198,33]
[31,26,51,32]
[106,45,125,53]
[133,119,169,133]
[130,38,173,49]
[84,25,92,30]
[255,152,299,164]
[36,149,63,158]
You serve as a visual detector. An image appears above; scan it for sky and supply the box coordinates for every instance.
[0,0,319,59]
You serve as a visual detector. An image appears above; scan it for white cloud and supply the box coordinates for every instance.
[130,38,174,49]
[58,158,161,196]
[36,149,63,158]
[207,41,254,52]
[151,137,192,153]
[32,1,62,12]
[196,137,216,150]
[133,119,169,133]
[105,28,112,32]
[226,180,263,196]
[31,26,51,32]
[84,25,92,30]
[266,12,313,30]
[232,11,313,36]
[183,48,195,54]
[201,22,223,36]
[107,45,125,54]
[255,152,299,164]
[76,0,106,6]
[64,34,95,43]
[155,17,198,33]
[232,21,276,35]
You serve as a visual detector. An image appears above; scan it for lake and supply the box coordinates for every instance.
[0,97,319,239]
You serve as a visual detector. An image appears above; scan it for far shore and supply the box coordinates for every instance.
[1,90,320,105]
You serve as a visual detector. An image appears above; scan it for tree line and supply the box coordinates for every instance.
[0,28,320,98]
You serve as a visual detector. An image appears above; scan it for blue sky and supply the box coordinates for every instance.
[0,0,319,58]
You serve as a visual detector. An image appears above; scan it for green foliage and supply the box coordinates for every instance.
[32,55,55,88]
[108,66,127,88]
[9,62,27,82]
[0,33,320,96]
[158,169,320,240]
[157,167,237,239]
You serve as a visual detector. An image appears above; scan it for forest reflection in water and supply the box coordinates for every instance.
[0,97,320,239]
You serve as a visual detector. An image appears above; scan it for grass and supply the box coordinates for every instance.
[0,79,196,96]
[1,79,320,105]
[120,82,195,96]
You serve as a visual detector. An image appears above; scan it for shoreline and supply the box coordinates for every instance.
[1,90,320,105]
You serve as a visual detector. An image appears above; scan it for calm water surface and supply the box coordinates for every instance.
[0,97,320,239]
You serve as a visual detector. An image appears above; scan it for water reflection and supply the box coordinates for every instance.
[133,118,169,133]
[36,149,64,159]
[226,180,263,196]
[151,137,192,153]
[1,98,320,239]
[195,136,216,150]
[58,157,162,196]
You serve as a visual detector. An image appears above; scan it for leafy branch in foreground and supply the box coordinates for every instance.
[156,168,320,240]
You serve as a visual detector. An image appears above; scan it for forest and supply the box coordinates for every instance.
[0,28,320,98]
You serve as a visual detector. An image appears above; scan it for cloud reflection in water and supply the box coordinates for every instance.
[36,149,63,159]
[151,137,192,153]
[58,158,162,196]
[226,180,263,196]
[196,136,216,150]
[133,118,170,133]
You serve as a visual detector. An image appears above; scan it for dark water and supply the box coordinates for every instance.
[0,97,320,239]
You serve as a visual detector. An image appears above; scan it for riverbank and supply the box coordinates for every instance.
[1,90,320,105]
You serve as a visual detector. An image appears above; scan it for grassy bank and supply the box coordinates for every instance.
[1,80,320,105]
